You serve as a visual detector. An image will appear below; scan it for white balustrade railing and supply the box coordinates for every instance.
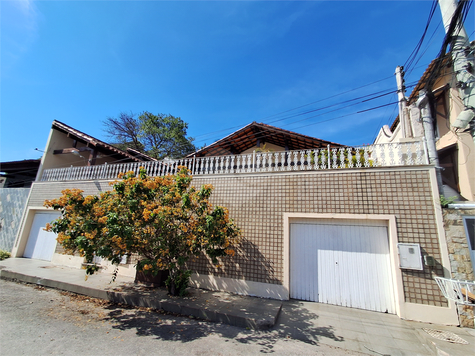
[40,141,429,182]
[434,277,475,306]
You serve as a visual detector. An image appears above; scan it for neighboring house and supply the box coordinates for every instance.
[10,120,462,326]
[37,120,155,181]
[188,121,344,157]
[374,59,475,202]
[10,120,154,266]
[0,159,40,188]
[374,57,475,326]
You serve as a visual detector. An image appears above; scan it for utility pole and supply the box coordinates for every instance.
[395,66,410,138]
[439,0,475,142]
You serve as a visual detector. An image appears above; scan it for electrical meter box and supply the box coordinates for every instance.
[397,243,423,270]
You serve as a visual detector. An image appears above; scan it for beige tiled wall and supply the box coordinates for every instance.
[27,167,447,306]
[190,169,447,307]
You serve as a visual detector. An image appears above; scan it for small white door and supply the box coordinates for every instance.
[290,222,396,314]
[24,212,61,261]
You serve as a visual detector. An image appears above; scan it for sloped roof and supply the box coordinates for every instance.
[390,55,451,131]
[52,120,156,162]
[0,159,40,177]
[188,122,344,158]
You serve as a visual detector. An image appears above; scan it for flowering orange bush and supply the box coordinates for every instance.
[45,167,240,295]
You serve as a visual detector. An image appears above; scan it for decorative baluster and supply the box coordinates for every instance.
[339,148,345,169]
[246,154,252,173]
[229,155,236,173]
[224,156,229,174]
[274,153,278,171]
[256,153,262,173]
[355,147,362,168]
[318,150,323,170]
[214,157,218,174]
[345,147,355,168]
[284,152,290,171]
[210,157,216,174]
[331,148,337,169]
[293,150,299,171]
[234,155,240,173]
[194,158,200,175]
[315,149,320,169]
[265,153,270,171]
[278,152,283,171]
[303,150,310,170]
[191,157,196,175]
[203,157,208,174]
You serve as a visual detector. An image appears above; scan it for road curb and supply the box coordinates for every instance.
[0,268,281,330]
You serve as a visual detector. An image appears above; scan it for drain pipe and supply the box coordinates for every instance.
[416,89,444,195]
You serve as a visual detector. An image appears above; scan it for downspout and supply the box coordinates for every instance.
[416,89,444,195]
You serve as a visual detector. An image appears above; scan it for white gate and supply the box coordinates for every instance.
[290,222,396,314]
[24,212,61,261]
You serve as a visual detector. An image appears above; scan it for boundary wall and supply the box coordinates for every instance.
[13,166,459,324]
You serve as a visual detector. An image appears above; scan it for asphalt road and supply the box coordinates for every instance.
[0,279,365,356]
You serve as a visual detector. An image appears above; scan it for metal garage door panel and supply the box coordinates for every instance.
[290,223,395,314]
[24,212,61,261]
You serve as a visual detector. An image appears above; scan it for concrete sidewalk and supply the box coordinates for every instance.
[1,258,474,356]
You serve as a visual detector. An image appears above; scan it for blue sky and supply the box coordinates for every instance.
[1,0,474,162]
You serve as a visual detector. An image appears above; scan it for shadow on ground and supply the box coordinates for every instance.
[102,297,344,354]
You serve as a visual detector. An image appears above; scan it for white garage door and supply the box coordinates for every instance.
[290,222,396,314]
[24,212,61,261]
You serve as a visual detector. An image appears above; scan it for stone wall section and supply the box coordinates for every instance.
[443,208,475,328]
[0,188,30,252]
[25,167,447,307]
